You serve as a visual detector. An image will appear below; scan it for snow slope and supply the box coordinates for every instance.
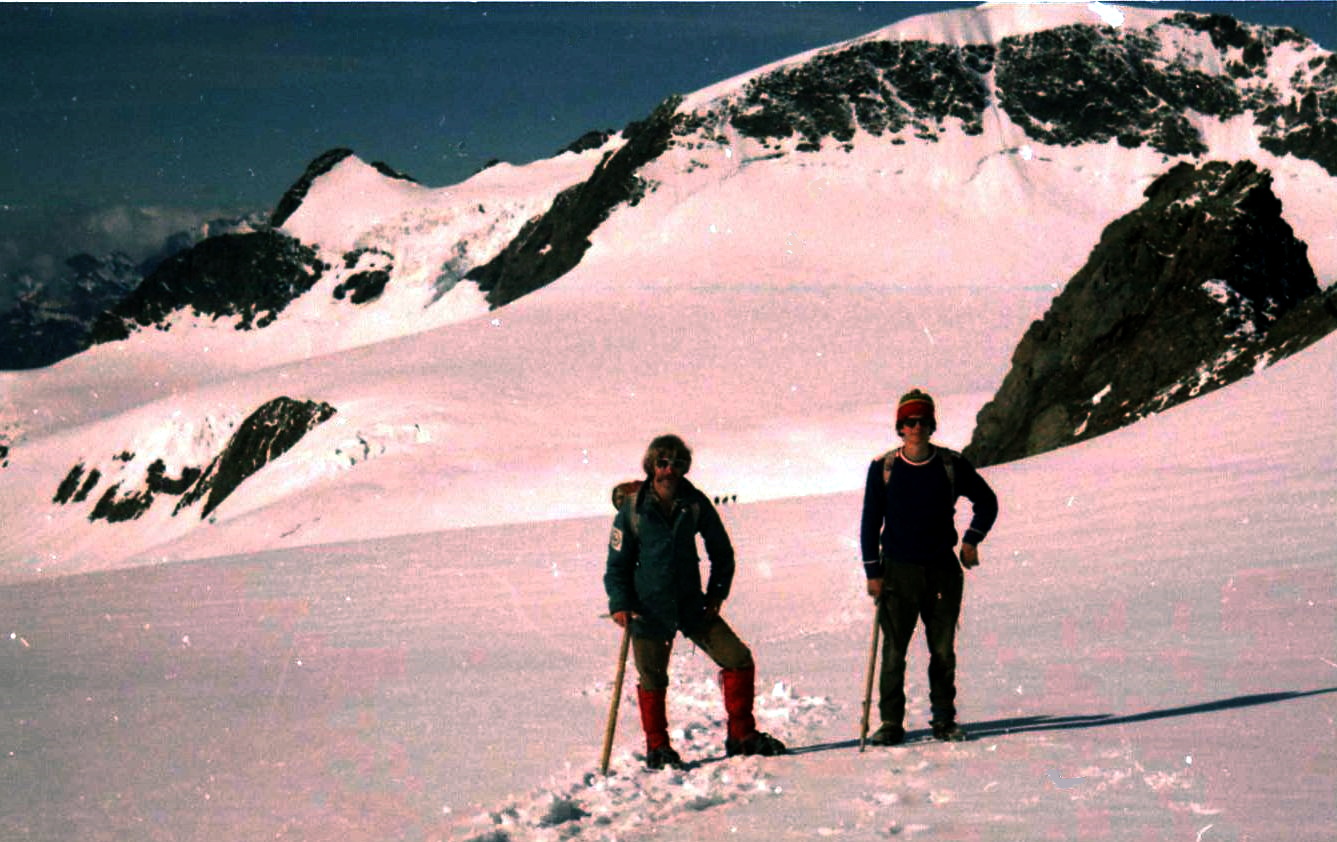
[5,113,1335,575]
[2,321,1332,842]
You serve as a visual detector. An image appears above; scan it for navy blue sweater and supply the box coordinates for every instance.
[860,447,998,576]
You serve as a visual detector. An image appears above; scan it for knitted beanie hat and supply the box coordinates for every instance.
[896,388,936,425]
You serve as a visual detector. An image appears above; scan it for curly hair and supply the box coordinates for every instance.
[642,434,692,477]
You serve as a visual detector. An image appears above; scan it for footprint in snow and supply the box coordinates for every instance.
[453,658,836,841]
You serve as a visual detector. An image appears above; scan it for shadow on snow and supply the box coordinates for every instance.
[788,686,1337,756]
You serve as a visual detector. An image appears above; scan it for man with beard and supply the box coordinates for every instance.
[605,434,787,770]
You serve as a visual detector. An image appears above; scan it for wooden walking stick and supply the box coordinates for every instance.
[599,622,633,775]
[859,598,882,752]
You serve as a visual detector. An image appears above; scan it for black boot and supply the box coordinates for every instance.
[931,720,967,742]
[867,723,905,746]
[725,730,787,757]
[645,745,685,770]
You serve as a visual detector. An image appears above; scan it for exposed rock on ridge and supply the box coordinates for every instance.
[0,213,266,370]
[53,397,337,523]
[270,148,356,229]
[175,397,337,519]
[464,96,683,308]
[270,148,419,228]
[86,231,327,344]
[680,12,1335,173]
[964,160,1333,467]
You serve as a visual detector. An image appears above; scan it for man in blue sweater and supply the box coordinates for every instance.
[860,389,998,745]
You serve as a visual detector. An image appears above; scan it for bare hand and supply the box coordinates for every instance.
[960,544,980,569]
[866,578,884,599]
[612,611,633,627]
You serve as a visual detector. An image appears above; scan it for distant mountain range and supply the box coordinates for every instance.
[0,214,265,369]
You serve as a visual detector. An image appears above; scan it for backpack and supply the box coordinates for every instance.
[609,479,700,540]
[881,446,956,499]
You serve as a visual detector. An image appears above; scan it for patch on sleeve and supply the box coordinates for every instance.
[609,526,624,552]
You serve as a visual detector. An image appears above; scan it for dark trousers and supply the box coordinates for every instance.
[878,560,964,726]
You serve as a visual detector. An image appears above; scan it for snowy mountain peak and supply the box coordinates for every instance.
[276,151,433,254]
[58,5,1337,369]
[676,5,1330,169]
[884,2,1166,44]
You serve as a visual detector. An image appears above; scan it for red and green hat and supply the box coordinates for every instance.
[896,388,935,425]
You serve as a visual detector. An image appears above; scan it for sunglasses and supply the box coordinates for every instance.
[655,457,689,471]
[899,417,931,429]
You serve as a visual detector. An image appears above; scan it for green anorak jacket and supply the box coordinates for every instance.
[604,479,735,641]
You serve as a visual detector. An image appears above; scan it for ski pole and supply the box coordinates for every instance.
[859,597,882,752]
[599,622,632,775]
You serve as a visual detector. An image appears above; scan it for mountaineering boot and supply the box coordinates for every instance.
[867,722,906,746]
[727,730,788,757]
[931,720,967,742]
[637,685,683,769]
[645,745,685,771]
[720,666,788,757]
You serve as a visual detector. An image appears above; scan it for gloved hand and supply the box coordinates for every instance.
[960,543,980,569]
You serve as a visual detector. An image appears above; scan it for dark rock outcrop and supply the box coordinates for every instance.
[465,95,683,308]
[174,397,336,519]
[559,129,615,155]
[53,397,337,523]
[86,231,326,343]
[370,160,419,184]
[0,213,268,370]
[678,12,1335,173]
[722,40,994,149]
[965,160,1330,467]
[137,212,267,277]
[334,248,395,305]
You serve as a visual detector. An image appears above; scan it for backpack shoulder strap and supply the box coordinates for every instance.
[611,479,644,539]
[938,447,957,498]
[880,448,900,485]
[880,447,956,497]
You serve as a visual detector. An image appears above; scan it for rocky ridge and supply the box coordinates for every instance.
[675,12,1335,172]
[463,97,681,308]
[52,397,337,523]
[86,231,328,343]
[53,10,1337,354]
[963,159,1336,467]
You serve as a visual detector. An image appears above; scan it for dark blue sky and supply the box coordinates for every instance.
[2,2,1334,292]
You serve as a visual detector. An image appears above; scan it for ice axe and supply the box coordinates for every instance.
[859,597,882,752]
[599,621,632,775]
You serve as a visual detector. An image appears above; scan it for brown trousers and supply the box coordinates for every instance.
[631,616,754,691]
